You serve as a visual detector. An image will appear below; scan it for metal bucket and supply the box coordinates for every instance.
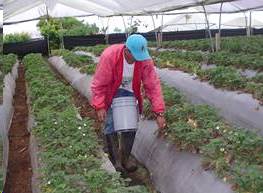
[112,96,138,132]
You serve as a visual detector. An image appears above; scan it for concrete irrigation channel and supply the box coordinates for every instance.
[49,55,234,193]
[75,51,263,135]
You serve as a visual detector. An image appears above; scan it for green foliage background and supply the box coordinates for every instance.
[37,17,99,49]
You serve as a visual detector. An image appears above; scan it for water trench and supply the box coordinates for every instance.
[4,63,33,193]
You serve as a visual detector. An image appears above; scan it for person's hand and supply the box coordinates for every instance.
[96,109,106,122]
[156,115,167,137]
[156,115,166,129]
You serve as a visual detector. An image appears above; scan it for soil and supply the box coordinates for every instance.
[4,64,32,193]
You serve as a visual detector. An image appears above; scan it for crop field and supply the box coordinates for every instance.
[56,47,263,193]
[1,35,263,193]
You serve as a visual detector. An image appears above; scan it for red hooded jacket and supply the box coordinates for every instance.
[91,44,165,114]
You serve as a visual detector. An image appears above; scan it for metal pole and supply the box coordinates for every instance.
[249,11,252,36]
[60,22,64,49]
[151,14,158,47]
[202,4,214,52]
[160,14,164,47]
[243,12,249,36]
[45,4,51,55]
[122,16,128,38]
[218,1,223,37]
[106,17,110,34]
[130,16,133,34]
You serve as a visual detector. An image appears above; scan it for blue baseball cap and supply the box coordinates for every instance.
[125,34,151,61]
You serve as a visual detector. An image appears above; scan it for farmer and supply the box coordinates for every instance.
[91,34,166,172]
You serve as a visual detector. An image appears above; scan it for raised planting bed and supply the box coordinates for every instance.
[0,54,17,103]
[148,39,211,52]
[68,50,263,130]
[157,68,263,133]
[0,55,18,189]
[149,35,263,55]
[52,49,97,75]
[207,51,263,72]
[153,51,263,103]
[73,44,108,57]
[24,53,149,193]
[143,84,263,193]
[74,50,100,63]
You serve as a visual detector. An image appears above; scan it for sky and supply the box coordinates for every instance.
[2,7,263,38]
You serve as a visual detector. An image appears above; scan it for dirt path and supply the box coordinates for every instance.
[4,63,32,193]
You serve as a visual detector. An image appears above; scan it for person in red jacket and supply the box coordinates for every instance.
[91,34,166,172]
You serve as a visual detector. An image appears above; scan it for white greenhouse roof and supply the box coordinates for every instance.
[4,0,232,21]
[4,0,263,24]
[222,16,263,27]
[195,0,263,13]
[157,14,216,31]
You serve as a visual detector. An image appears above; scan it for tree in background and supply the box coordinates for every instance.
[37,17,99,49]
[125,18,141,34]
[3,32,31,44]
[113,27,122,33]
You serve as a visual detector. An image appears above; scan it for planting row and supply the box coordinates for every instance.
[0,54,17,103]
[150,48,263,72]
[148,35,263,55]
[73,45,108,57]
[144,84,263,193]
[52,49,96,74]
[152,51,263,102]
[0,54,17,189]
[49,54,235,192]
[23,53,149,193]
[70,46,263,103]
[73,43,263,72]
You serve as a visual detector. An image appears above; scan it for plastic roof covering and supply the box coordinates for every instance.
[3,0,263,23]
[194,0,263,13]
[222,17,263,27]
[164,14,212,26]
[4,0,233,21]
[154,13,216,32]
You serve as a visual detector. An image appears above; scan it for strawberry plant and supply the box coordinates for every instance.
[0,54,17,103]
[80,63,97,75]
[250,73,263,84]
[232,162,263,193]
[245,82,263,102]
[150,84,263,193]
[52,49,93,68]
[155,50,263,101]
[201,66,246,90]
[149,35,263,55]
[208,51,263,71]
[1,54,17,75]
[74,44,108,56]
